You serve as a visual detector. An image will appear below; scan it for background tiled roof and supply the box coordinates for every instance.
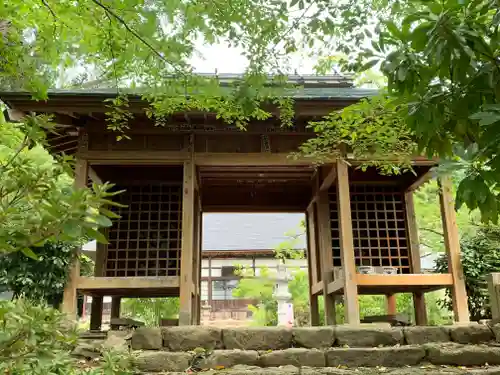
[202,213,306,251]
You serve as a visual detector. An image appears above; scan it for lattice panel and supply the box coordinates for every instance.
[330,184,410,274]
[105,183,182,277]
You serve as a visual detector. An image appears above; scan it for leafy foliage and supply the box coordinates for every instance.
[314,0,500,222]
[0,299,134,374]
[414,180,479,253]
[0,242,93,307]
[297,95,417,174]
[435,226,500,321]
[121,297,179,327]
[0,0,298,132]
[0,112,123,254]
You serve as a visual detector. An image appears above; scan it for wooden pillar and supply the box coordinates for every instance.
[306,207,320,326]
[386,294,397,315]
[89,297,103,331]
[111,297,121,319]
[179,160,195,325]
[317,192,336,325]
[336,159,360,325]
[439,177,469,323]
[487,274,500,322]
[61,158,88,317]
[405,191,428,325]
[195,204,203,325]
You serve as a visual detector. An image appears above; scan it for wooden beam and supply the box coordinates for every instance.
[179,160,196,325]
[319,164,337,192]
[88,166,103,184]
[487,273,500,321]
[386,294,397,315]
[326,278,344,295]
[202,205,305,213]
[407,169,435,192]
[311,282,323,296]
[77,150,190,164]
[405,191,428,325]
[305,209,320,326]
[355,273,453,287]
[78,276,179,290]
[194,153,321,166]
[336,159,360,325]
[110,297,121,320]
[89,296,103,330]
[61,156,88,317]
[439,177,470,323]
[316,193,336,325]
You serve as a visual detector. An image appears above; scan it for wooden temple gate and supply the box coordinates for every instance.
[0,82,470,327]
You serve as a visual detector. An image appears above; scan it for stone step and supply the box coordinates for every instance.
[133,344,500,372]
[140,365,500,375]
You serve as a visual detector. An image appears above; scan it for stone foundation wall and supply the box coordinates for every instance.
[76,325,500,373]
[131,324,499,351]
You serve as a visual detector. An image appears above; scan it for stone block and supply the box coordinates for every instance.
[71,341,103,359]
[223,328,292,350]
[259,348,326,368]
[335,326,404,347]
[293,327,334,348]
[449,324,494,344]
[325,346,425,367]
[162,326,222,351]
[101,334,129,352]
[425,343,500,366]
[131,327,162,350]
[403,326,450,345]
[199,350,259,369]
[134,351,192,372]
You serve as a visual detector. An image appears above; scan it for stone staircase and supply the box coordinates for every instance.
[76,324,500,374]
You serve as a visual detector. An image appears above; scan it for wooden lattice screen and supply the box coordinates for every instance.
[105,183,183,277]
[329,184,410,274]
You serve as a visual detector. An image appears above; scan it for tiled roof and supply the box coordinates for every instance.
[202,213,306,251]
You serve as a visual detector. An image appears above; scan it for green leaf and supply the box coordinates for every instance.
[93,214,113,228]
[21,248,39,260]
[385,21,400,37]
[86,228,109,244]
[469,112,500,126]
[360,59,379,71]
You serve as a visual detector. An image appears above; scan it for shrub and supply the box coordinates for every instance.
[0,299,134,374]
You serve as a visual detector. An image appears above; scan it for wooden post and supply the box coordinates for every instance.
[61,158,88,317]
[89,297,103,331]
[487,273,500,321]
[336,159,360,325]
[439,177,469,323]
[386,294,397,315]
[405,191,428,325]
[316,193,336,325]
[195,203,203,325]
[179,161,195,325]
[306,207,320,326]
[111,297,121,319]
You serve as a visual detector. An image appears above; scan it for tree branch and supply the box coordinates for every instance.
[420,227,444,237]
[88,0,187,77]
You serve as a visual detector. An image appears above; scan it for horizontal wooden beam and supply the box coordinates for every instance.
[202,205,305,213]
[355,273,453,287]
[194,153,322,166]
[77,276,179,290]
[79,150,191,164]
